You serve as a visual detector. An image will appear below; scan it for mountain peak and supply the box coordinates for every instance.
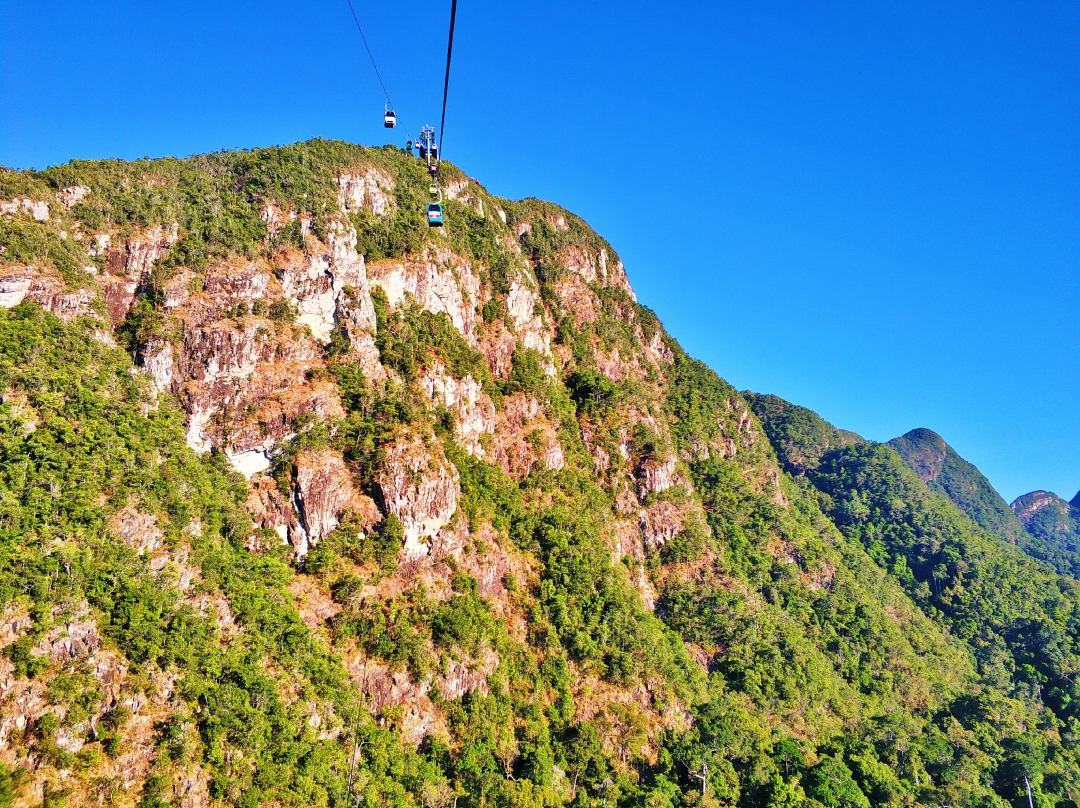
[888,428,948,484]
[1011,490,1080,566]
[885,428,1080,576]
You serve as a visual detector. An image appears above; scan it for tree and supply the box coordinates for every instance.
[804,756,869,808]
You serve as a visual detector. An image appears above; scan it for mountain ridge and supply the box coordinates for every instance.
[0,139,1078,807]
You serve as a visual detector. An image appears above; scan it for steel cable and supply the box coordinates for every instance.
[438,0,458,159]
[344,0,412,141]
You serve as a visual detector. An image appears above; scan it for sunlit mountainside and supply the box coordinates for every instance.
[0,140,1077,807]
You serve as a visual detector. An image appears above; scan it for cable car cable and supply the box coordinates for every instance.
[437,0,458,163]
[343,0,412,141]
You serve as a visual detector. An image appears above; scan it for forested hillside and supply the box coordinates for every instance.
[887,428,1080,578]
[1012,491,1080,576]
[888,428,1029,545]
[0,141,1077,808]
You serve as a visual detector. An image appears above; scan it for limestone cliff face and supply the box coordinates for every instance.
[0,153,779,577]
[0,266,96,322]
[0,146,783,799]
[1012,489,1080,551]
[375,436,460,560]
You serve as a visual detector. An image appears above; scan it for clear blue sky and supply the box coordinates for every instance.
[2,0,1077,502]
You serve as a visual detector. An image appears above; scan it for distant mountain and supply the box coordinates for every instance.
[887,428,1027,545]
[1012,490,1080,574]
[887,428,1080,577]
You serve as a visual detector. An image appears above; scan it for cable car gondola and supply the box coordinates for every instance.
[427,202,444,227]
[384,103,397,129]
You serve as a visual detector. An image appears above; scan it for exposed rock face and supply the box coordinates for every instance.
[165,259,346,463]
[337,168,395,215]
[0,197,49,220]
[375,437,460,560]
[636,454,679,499]
[559,246,634,300]
[506,279,553,363]
[346,645,497,747]
[111,507,165,554]
[290,449,363,555]
[1012,490,1080,548]
[368,249,481,344]
[638,501,685,551]
[99,223,179,322]
[420,362,496,456]
[276,222,378,345]
[492,394,564,479]
[142,340,174,396]
[0,266,97,321]
[246,476,299,545]
[58,185,91,208]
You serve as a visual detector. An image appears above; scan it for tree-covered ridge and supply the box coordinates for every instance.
[885,428,1080,579]
[1012,491,1080,576]
[888,428,1028,544]
[741,393,862,475]
[748,395,1080,803]
[1,139,1078,807]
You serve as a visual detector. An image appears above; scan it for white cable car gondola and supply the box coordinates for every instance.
[384,103,397,129]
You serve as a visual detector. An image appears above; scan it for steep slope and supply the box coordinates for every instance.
[0,140,1076,807]
[741,393,863,475]
[886,429,1080,578]
[881,429,1080,578]
[748,395,1080,805]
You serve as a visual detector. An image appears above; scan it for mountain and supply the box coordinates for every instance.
[884,428,1080,578]
[887,428,1027,544]
[1012,490,1080,569]
[740,393,863,475]
[0,140,1078,807]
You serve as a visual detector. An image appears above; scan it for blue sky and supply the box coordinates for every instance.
[2,0,1077,502]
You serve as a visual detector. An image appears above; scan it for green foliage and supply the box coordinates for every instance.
[4,139,1078,807]
[506,199,620,271]
[503,345,548,397]
[0,304,431,806]
[0,760,24,808]
[372,286,494,392]
[803,756,869,808]
[1012,490,1080,577]
[744,393,862,474]
[565,369,616,413]
[0,213,96,288]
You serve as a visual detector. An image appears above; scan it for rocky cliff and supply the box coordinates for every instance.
[1012,489,1080,570]
[1,141,1078,808]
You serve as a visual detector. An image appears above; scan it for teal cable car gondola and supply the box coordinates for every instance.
[426,202,444,227]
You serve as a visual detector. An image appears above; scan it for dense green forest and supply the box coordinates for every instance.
[0,141,1077,807]
[887,428,1080,578]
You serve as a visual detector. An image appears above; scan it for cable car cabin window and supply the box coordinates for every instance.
[427,203,444,227]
